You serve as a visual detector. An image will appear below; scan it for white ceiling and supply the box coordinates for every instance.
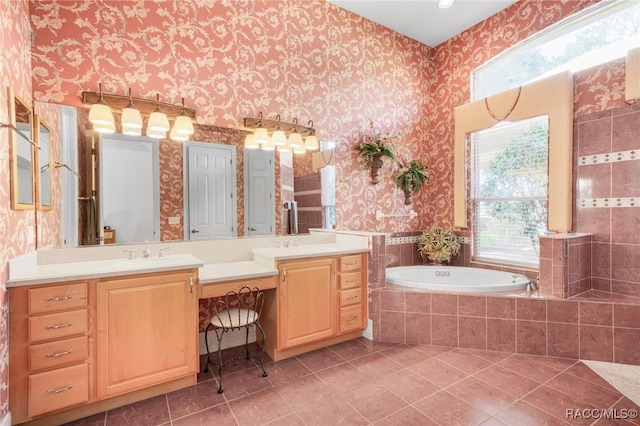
[327,0,518,47]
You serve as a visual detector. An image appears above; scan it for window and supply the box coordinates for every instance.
[472,116,549,267]
[474,0,640,99]
[320,141,336,229]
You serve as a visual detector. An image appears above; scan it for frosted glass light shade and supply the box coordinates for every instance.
[170,126,189,141]
[304,135,319,151]
[277,143,291,152]
[261,139,275,151]
[174,115,194,135]
[88,103,115,126]
[146,127,166,139]
[121,107,143,129]
[148,111,170,131]
[288,132,303,148]
[272,130,287,146]
[254,127,269,144]
[293,144,307,154]
[93,120,116,134]
[244,134,259,149]
[122,124,142,136]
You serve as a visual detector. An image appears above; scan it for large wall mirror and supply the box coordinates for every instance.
[8,88,35,210]
[36,116,52,210]
[42,102,333,246]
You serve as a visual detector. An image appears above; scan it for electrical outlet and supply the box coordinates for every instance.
[168,217,180,225]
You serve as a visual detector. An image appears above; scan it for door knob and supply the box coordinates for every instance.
[191,229,199,233]
[249,227,256,231]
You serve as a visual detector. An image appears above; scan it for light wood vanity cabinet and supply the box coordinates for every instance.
[278,257,337,349]
[9,269,199,425]
[9,281,90,422]
[96,270,198,398]
[263,252,367,360]
[338,254,367,333]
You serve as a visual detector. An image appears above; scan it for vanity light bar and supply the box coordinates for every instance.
[81,91,196,118]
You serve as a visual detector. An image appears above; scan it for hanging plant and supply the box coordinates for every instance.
[395,160,429,205]
[353,121,398,184]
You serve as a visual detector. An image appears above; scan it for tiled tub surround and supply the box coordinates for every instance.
[538,233,593,299]
[574,102,640,299]
[368,231,639,366]
[372,287,640,366]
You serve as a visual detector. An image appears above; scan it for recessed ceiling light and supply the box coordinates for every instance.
[437,0,455,9]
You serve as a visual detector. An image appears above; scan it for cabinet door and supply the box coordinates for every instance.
[278,258,336,349]
[96,271,197,399]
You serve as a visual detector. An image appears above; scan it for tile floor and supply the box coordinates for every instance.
[65,339,640,426]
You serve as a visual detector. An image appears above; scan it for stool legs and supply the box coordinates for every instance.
[203,324,268,394]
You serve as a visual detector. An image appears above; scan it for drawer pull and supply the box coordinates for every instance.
[45,322,73,330]
[345,261,357,266]
[346,279,358,283]
[346,316,358,321]
[45,295,72,302]
[45,384,73,395]
[45,349,73,358]
[346,295,359,300]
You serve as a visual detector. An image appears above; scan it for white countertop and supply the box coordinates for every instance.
[8,241,369,287]
[199,261,278,284]
[251,243,368,261]
[7,254,204,287]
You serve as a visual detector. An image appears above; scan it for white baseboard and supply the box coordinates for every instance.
[1,411,11,426]
[362,318,373,340]
[198,329,256,355]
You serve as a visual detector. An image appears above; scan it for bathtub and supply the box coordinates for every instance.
[385,266,530,293]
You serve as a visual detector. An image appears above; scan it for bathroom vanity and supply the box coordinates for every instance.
[7,234,369,425]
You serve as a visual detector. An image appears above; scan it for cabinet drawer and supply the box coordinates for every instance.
[340,305,364,333]
[200,276,276,299]
[340,288,362,307]
[29,283,87,314]
[339,272,361,290]
[29,336,88,372]
[28,363,89,417]
[340,255,362,272]
[28,309,88,343]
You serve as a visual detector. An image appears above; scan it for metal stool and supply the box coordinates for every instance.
[203,286,268,393]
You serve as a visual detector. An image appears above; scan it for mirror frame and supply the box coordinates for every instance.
[8,87,35,211]
[36,115,52,211]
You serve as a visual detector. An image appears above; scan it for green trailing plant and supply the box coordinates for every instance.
[353,121,398,170]
[395,160,429,201]
[417,226,461,264]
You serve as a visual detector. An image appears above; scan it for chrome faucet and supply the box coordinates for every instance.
[158,246,170,258]
[142,241,151,259]
[285,238,300,248]
[122,249,136,260]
